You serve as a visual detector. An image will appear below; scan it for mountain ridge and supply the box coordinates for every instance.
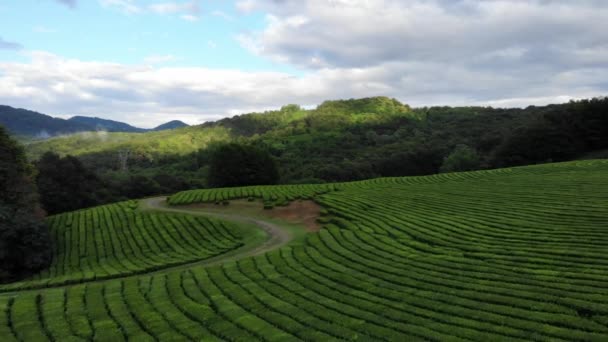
[68,116,146,133]
[0,104,189,138]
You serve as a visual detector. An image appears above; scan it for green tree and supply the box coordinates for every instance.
[440,145,481,173]
[125,175,162,198]
[208,143,279,187]
[0,126,51,282]
[37,152,106,214]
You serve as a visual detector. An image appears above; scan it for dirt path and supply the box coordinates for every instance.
[140,197,294,266]
[0,197,296,295]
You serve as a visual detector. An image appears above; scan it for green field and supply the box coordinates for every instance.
[1,159,607,341]
[0,201,249,292]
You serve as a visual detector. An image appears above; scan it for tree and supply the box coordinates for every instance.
[125,175,162,198]
[440,145,481,173]
[208,143,279,187]
[374,145,443,177]
[0,126,51,282]
[491,122,578,167]
[37,152,106,214]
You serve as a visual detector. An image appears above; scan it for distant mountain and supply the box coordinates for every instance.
[153,120,189,131]
[68,116,145,133]
[0,105,93,138]
[0,105,190,138]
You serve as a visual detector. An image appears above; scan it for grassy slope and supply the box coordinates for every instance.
[0,201,250,292]
[1,160,607,341]
[25,125,230,160]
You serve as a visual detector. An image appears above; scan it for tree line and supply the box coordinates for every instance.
[17,96,608,213]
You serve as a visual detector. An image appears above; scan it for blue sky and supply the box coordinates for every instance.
[0,0,607,127]
[1,0,295,72]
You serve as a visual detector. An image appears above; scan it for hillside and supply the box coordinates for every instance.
[68,116,146,133]
[0,159,607,340]
[26,125,230,160]
[24,96,608,187]
[153,120,189,131]
[0,105,92,138]
[0,105,190,138]
[68,116,189,132]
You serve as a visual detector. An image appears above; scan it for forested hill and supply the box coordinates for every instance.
[68,116,146,133]
[153,120,189,131]
[23,96,608,187]
[0,105,92,138]
[69,116,189,132]
[0,104,189,138]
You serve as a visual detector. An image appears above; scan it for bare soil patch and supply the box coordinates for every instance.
[184,199,322,232]
[267,200,322,232]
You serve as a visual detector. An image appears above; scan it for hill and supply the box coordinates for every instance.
[68,116,146,132]
[0,159,607,340]
[0,104,190,138]
[23,96,608,189]
[26,125,230,161]
[69,116,189,132]
[0,105,92,138]
[153,120,189,131]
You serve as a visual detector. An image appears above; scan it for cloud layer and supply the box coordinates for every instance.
[240,0,608,69]
[1,50,601,128]
[99,0,201,20]
[2,0,607,127]
[237,0,608,101]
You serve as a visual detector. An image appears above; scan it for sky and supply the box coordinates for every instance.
[0,0,607,128]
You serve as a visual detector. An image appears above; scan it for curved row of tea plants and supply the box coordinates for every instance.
[167,162,521,208]
[1,159,607,341]
[0,201,245,292]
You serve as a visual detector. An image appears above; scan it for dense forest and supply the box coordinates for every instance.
[0,126,51,282]
[7,96,608,215]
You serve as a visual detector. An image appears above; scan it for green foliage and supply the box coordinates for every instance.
[1,160,608,340]
[491,98,608,167]
[26,125,231,162]
[36,152,108,215]
[0,126,51,282]
[440,144,481,173]
[208,143,279,188]
[20,96,608,213]
[0,201,244,291]
[316,96,412,116]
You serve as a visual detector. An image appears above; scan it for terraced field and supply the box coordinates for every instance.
[0,201,247,292]
[1,159,607,341]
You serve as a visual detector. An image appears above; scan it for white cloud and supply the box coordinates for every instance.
[33,26,57,34]
[148,1,199,15]
[236,0,257,13]
[181,14,199,22]
[99,0,141,14]
[0,51,604,128]
[211,10,234,21]
[100,1,201,20]
[239,1,608,77]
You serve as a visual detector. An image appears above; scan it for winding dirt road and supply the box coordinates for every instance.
[140,196,294,267]
[0,197,296,295]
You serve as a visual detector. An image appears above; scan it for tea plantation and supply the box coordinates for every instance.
[1,160,607,341]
